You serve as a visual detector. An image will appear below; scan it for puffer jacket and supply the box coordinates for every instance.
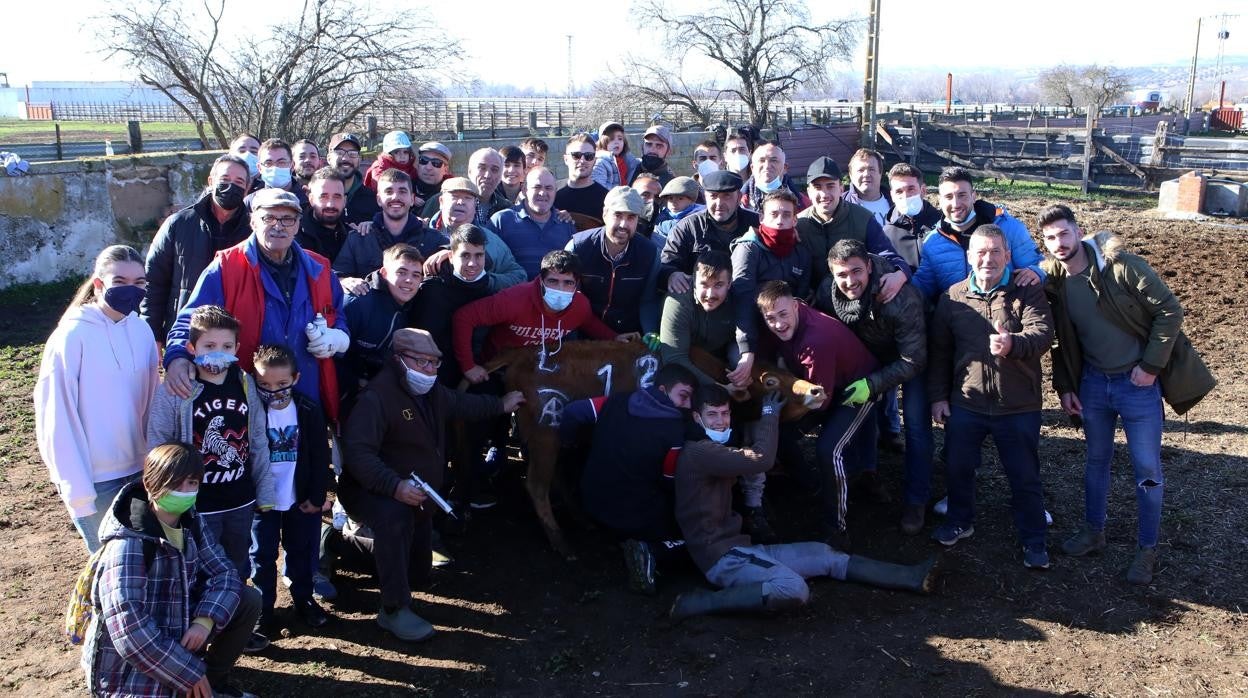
[592,151,641,189]
[911,200,1045,300]
[814,254,926,395]
[928,272,1053,416]
[1043,231,1215,415]
[83,482,241,697]
[882,200,942,270]
[730,228,813,348]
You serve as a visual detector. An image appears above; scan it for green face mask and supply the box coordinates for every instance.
[156,489,198,515]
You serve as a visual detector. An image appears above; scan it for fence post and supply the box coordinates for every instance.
[529,110,537,131]
[909,114,920,166]
[54,123,63,160]
[1082,106,1095,194]
[786,107,793,127]
[366,116,378,148]
[491,109,497,138]
[456,112,465,140]
[127,120,143,154]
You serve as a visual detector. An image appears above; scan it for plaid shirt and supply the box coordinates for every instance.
[82,484,241,697]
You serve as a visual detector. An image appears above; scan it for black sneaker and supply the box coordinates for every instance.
[878,432,905,454]
[296,598,330,628]
[242,630,270,654]
[622,539,657,595]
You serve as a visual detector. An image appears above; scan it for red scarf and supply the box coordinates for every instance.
[757,224,797,258]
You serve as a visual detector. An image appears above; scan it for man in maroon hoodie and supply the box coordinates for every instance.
[756,280,879,551]
[453,250,628,384]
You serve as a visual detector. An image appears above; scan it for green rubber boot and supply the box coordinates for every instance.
[845,555,937,594]
[669,582,767,621]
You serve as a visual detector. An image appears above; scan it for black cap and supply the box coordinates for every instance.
[701,170,744,193]
[806,156,843,183]
[328,132,362,151]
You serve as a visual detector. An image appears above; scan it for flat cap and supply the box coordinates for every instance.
[392,328,442,358]
[603,185,646,216]
[251,188,302,212]
[700,170,743,193]
[660,176,701,199]
[440,176,480,198]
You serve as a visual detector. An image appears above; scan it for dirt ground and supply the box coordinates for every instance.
[1,196,1246,696]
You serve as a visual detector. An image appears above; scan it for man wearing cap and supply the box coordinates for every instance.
[633,125,677,187]
[425,176,526,292]
[555,134,610,220]
[327,133,381,226]
[566,186,662,337]
[652,176,706,246]
[492,167,577,279]
[163,188,350,426]
[297,167,352,264]
[413,141,452,208]
[659,170,755,291]
[340,326,524,641]
[142,154,252,341]
[422,148,509,227]
[740,142,809,213]
[797,156,911,297]
[364,130,417,192]
[334,169,443,290]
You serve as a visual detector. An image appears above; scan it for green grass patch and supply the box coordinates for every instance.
[966,177,1153,209]
[0,119,201,145]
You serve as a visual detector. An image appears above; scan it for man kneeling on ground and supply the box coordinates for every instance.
[670,385,935,620]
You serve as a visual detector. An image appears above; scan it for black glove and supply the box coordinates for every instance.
[760,390,786,417]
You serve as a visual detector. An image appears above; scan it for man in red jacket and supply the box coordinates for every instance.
[453,250,630,383]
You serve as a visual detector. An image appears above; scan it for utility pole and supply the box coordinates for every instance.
[860,0,881,146]
[1185,17,1201,114]
[566,35,575,98]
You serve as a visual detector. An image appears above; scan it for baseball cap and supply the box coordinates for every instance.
[806,156,843,184]
[643,124,672,148]
[659,176,701,200]
[603,186,645,216]
[418,141,453,161]
[440,176,481,198]
[328,133,362,151]
[251,188,302,213]
[700,170,744,193]
[382,131,413,154]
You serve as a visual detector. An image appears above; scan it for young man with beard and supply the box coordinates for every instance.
[326,133,380,226]
[928,225,1054,570]
[143,154,252,341]
[334,170,442,290]
[730,190,813,353]
[338,244,425,414]
[292,139,321,189]
[492,167,577,279]
[555,134,610,219]
[296,167,351,264]
[756,281,878,552]
[1038,205,1214,584]
[669,384,934,620]
[814,239,931,534]
[631,124,676,187]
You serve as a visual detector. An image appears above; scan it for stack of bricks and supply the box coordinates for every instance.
[1176,171,1206,214]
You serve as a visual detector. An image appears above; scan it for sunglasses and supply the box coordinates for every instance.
[418,156,445,168]
[568,152,595,161]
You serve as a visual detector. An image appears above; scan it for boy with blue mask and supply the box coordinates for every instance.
[670,385,935,621]
[147,305,275,653]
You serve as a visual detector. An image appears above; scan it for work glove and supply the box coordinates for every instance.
[841,378,871,406]
[308,326,349,359]
[305,314,328,342]
[760,390,786,417]
[642,332,662,352]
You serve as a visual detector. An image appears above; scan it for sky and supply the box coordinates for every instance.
[2,0,1245,91]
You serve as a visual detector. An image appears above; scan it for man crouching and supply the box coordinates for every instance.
[671,385,935,620]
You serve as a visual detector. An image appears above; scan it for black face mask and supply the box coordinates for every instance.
[212,181,245,210]
[640,154,666,172]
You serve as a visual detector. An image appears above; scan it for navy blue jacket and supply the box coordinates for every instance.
[333,212,442,278]
[566,228,662,335]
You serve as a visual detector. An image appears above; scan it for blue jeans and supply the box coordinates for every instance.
[72,472,142,553]
[945,406,1047,550]
[877,387,901,434]
[814,401,877,534]
[251,508,322,612]
[1079,366,1164,548]
[201,506,256,580]
[901,373,934,505]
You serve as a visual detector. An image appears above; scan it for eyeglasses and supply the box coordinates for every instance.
[402,355,441,370]
[261,159,292,168]
[418,156,445,168]
[333,149,361,160]
[568,152,595,161]
[261,214,300,228]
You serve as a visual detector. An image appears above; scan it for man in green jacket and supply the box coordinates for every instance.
[1038,205,1215,584]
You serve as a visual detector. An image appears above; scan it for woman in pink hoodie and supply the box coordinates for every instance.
[35,245,160,552]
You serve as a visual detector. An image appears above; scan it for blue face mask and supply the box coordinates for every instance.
[102,284,146,316]
[757,175,783,193]
[704,426,732,444]
[543,287,575,312]
[242,151,259,178]
[260,165,291,189]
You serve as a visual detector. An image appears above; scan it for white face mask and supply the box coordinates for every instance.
[704,426,732,444]
[901,194,924,217]
[726,152,750,172]
[453,268,482,283]
[403,366,437,395]
[544,287,575,312]
[697,159,720,179]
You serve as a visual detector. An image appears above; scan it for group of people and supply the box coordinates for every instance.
[34,123,1213,697]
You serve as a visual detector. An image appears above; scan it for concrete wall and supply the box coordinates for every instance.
[0,151,217,289]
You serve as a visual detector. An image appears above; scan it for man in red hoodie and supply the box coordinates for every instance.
[453,250,628,384]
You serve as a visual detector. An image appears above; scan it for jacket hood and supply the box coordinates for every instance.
[60,303,150,371]
[1083,230,1123,268]
[99,480,195,548]
[628,385,685,420]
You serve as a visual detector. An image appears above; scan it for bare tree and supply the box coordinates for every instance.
[632,0,861,128]
[608,57,726,129]
[1038,64,1131,113]
[98,0,457,147]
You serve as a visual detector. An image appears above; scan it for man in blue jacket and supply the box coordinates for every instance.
[911,166,1044,301]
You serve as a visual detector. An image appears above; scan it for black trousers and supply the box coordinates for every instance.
[339,485,432,609]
